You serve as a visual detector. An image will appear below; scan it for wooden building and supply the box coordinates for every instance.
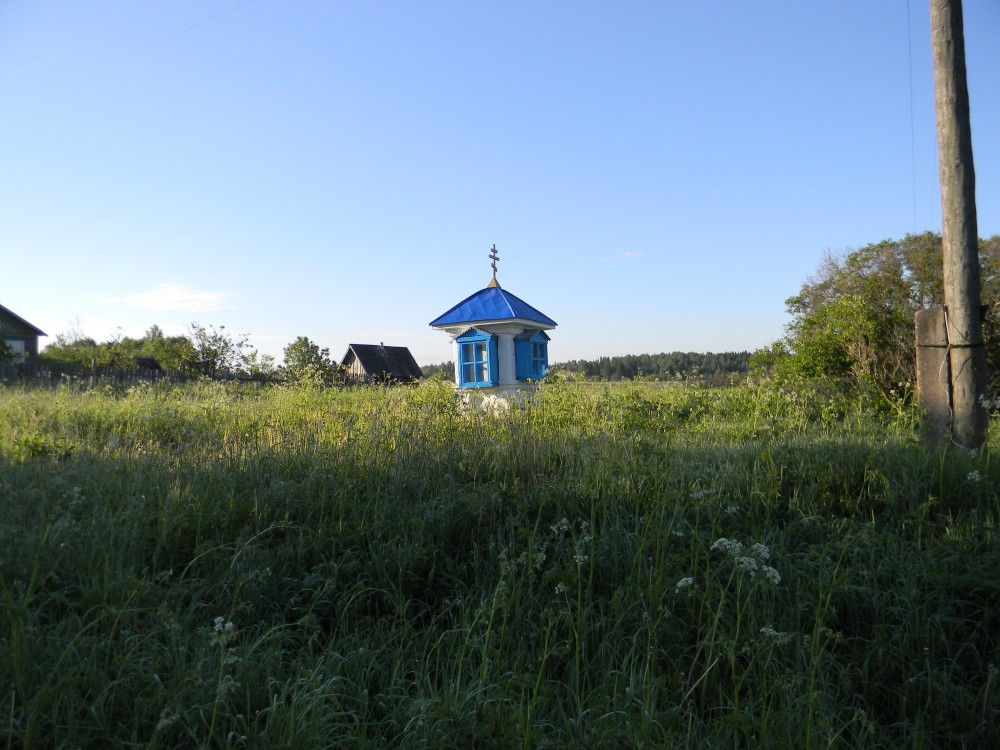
[0,302,46,361]
[340,344,422,383]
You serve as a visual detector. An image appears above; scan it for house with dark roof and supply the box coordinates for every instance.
[429,245,556,393]
[341,344,422,383]
[0,302,46,361]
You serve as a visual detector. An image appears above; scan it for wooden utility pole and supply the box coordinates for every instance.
[929,0,987,449]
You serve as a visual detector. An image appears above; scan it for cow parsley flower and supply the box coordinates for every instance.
[711,538,744,557]
[675,576,695,593]
[736,556,759,578]
[211,616,237,647]
[550,518,571,536]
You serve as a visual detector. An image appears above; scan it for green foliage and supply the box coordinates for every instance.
[761,232,1000,395]
[558,350,751,382]
[0,340,15,364]
[0,380,995,747]
[137,324,197,370]
[40,331,102,368]
[420,360,455,380]
[41,324,196,371]
[282,336,339,385]
[187,322,252,377]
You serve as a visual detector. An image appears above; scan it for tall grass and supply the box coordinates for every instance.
[0,377,997,748]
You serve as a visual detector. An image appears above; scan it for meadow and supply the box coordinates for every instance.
[1,377,998,748]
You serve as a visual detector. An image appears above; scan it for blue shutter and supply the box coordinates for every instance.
[515,330,549,380]
[488,335,499,386]
[514,336,531,379]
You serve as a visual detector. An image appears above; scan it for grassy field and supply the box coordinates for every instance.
[1,377,998,748]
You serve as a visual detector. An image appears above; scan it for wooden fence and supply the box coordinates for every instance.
[0,361,267,387]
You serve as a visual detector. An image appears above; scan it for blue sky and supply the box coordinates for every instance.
[2,1,998,366]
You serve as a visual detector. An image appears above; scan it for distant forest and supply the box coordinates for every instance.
[555,351,750,382]
[421,351,751,383]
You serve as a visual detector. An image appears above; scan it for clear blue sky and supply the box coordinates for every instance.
[2,1,998,366]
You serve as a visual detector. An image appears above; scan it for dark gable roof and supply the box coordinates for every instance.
[0,303,46,336]
[343,344,422,380]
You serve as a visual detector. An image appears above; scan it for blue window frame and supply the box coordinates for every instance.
[515,330,549,380]
[456,329,498,387]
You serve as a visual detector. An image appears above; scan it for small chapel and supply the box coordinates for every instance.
[429,245,557,394]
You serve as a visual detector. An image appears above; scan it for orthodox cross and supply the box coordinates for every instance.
[488,244,500,288]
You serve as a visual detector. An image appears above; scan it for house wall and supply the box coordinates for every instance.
[0,311,40,359]
[345,356,367,380]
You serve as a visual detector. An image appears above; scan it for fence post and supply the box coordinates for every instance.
[915,306,951,444]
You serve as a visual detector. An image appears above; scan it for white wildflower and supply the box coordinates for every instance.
[711,538,744,557]
[573,554,589,565]
[735,557,759,578]
[763,565,781,585]
[751,543,770,561]
[533,549,547,570]
[156,709,180,733]
[211,616,237,647]
[554,582,567,595]
[968,470,982,483]
[759,626,787,639]
[675,577,695,593]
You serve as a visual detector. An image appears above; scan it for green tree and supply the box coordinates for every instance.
[760,232,1000,394]
[245,350,279,382]
[40,329,102,368]
[282,336,339,384]
[188,322,251,377]
[138,326,196,371]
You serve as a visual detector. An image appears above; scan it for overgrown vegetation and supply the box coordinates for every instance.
[1,378,997,748]
[755,232,1000,396]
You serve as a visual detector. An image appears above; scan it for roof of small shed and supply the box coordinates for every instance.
[342,344,422,380]
[429,287,556,328]
[0,303,46,336]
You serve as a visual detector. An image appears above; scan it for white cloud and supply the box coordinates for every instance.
[109,284,232,312]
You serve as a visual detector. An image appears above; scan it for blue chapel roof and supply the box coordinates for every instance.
[429,286,557,328]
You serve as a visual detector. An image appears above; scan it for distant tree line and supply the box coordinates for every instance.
[36,325,350,384]
[39,323,278,380]
[555,351,751,383]
[421,362,455,379]
[420,353,751,383]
